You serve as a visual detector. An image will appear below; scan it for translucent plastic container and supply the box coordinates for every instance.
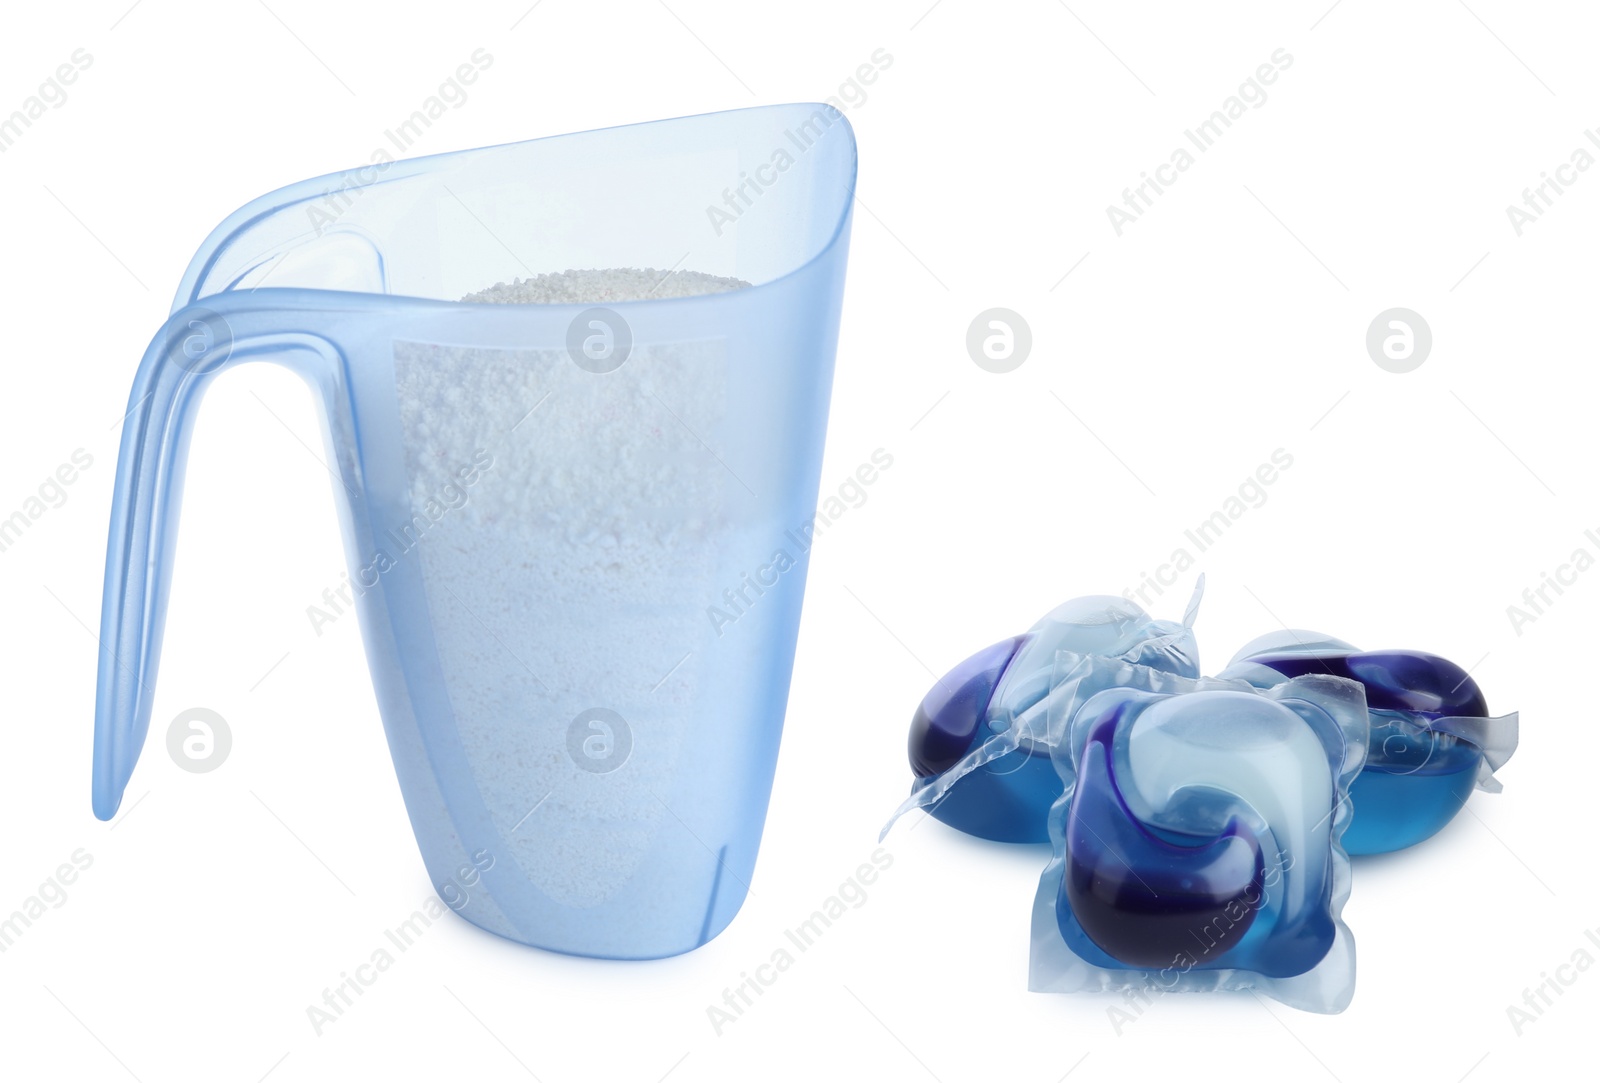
[93,104,857,959]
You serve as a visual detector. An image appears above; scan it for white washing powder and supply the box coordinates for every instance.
[459,268,749,305]
[392,268,751,912]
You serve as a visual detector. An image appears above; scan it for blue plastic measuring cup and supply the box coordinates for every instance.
[93,104,856,959]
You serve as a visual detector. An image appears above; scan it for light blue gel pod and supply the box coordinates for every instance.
[92,105,857,959]
[1219,631,1519,855]
[1031,657,1366,1013]
[892,580,1203,842]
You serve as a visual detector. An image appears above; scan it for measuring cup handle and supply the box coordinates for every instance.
[92,302,348,819]
[92,307,240,818]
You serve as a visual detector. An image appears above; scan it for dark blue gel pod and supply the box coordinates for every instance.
[1049,686,1345,982]
[1223,640,1518,856]
[1058,713,1264,969]
[908,635,1027,777]
[906,635,1061,843]
[1248,650,1488,719]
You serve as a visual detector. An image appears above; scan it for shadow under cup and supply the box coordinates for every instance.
[93,104,858,959]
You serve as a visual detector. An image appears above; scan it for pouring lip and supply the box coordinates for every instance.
[175,103,859,316]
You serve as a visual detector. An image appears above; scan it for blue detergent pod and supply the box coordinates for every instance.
[1032,655,1366,1013]
[92,105,857,959]
[897,581,1204,842]
[1220,631,1519,855]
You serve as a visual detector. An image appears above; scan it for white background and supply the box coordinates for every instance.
[1,1,1596,1080]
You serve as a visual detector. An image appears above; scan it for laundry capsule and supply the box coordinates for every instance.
[1219,631,1519,855]
[903,583,1203,842]
[1031,665,1366,1013]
